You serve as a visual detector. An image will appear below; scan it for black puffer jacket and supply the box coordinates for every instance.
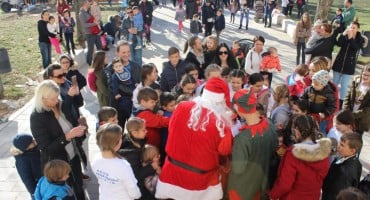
[300,84,336,117]
[332,32,365,75]
[305,33,337,59]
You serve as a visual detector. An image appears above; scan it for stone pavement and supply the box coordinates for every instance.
[0,6,369,200]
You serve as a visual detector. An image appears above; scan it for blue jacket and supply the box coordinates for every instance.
[34,176,75,200]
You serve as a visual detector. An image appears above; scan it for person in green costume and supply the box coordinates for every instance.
[227,88,278,200]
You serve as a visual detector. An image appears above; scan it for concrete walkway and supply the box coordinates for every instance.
[0,6,369,200]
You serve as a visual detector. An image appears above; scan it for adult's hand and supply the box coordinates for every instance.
[68,85,80,96]
[66,125,86,140]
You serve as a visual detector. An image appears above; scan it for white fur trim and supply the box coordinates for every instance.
[155,179,223,200]
[202,89,225,103]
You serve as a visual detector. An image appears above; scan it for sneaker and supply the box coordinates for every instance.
[135,45,142,49]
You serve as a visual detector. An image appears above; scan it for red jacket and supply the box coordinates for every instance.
[136,109,170,148]
[260,55,281,72]
[270,139,331,200]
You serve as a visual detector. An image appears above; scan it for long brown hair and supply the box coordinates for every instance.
[96,123,123,158]
[301,12,311,30]
[91,51,106,72]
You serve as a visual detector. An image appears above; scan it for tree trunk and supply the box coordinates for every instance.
[74,0,86,49]
[314,0,334,21]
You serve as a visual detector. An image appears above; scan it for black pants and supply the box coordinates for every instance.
[296,41,306,64]
[68,156,86,200]
[205,22,214,37]
[64,33,76,54]
[287,5,293,16]
[297,4,304,18]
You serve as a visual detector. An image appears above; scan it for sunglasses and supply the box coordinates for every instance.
[53,73,66,79]
[219,51,228,55]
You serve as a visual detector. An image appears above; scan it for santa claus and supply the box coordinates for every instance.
[155,77,233,200]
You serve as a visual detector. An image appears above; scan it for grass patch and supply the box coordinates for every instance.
[0,6,120,101]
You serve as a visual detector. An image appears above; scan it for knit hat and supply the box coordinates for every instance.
[202,77,230,107]
[13,134,33,152]
[232,88,257,114]
[312,70,329,86]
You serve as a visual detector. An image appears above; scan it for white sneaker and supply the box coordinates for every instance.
[135,46,142,49]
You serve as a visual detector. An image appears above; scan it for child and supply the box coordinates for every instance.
[231,40,246,69]
[190,14,202,36]
[130,6,144,48]
[111,57,135,128]
[327,110,355,144]
[228,69,246,102]
[142,144,161,195]
[47,16,62,55]
[134,87,170,149]
[34,159,75,200]
[239,4,249,30]
[92,123,141,200]
[185,63,203,87]
[90,0,102,33]
[322,133,363,200]
[331,8,344,33]
[286,64,309,100]
[305,19,323,64]
[214,9,225,38]
[133,63,159,110]
[159,47,187,92]
[175,4,186,32]
[260,47,282,88]
[300,70,336,135]
[88,51,109,107]
[291,98,308,115]
[194,64,222,96]
[270,84,291,130]
[229,0,238,24]
[97,106,118,130]
[10,134,42,199]
[119,117,160,199]
[60,9,76,55]
[159,92,176,163]
[171,74,197,99]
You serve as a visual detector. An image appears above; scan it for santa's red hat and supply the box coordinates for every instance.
[232,88,257,114]
[202,77,230,107]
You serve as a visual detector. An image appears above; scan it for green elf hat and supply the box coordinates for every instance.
[232,88,258,114]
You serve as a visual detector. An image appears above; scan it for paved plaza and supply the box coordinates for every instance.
[0,6,369,200]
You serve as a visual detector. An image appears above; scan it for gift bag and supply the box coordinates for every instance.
[100,35,107,48]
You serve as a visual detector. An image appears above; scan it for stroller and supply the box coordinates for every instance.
[254,0,264,22]
[237,38,254,68]
[1,0,26,12]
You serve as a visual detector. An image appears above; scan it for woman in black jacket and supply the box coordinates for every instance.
[305,23,337,60]
[332,21,365,107]
[30,80,86,200]
[184,36,206,78]
[201,0,215,37]
[212,43,239,70]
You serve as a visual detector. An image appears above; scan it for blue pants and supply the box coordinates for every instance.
[38,42,51,69]
[239,11,249,29]
[333,71,353,100]
[86,34,102,66]
[130,39,143,66]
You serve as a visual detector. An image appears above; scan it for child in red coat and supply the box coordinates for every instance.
[286,64,309,100]
[134,87,170,149]
[260,47,281,87]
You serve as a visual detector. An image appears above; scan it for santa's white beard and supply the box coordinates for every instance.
[187,97,232,137]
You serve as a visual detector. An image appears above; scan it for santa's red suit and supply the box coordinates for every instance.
[155,77,233,200]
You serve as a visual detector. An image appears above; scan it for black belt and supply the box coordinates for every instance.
[168,157,214,174]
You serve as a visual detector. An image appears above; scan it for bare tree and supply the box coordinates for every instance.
[73,0,86,48]
[314,0,335,20]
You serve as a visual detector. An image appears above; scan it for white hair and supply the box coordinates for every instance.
[187,96,232,137]
[34,80,60,113]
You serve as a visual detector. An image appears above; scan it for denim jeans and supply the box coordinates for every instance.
[64,33,75,54]
[239,10,249,29]
[264,13,272,27]
[333,71,353,100]
[86,34,102,65]
[38,42,51,69]
[130,43,143,67]
[296,41,306,64]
